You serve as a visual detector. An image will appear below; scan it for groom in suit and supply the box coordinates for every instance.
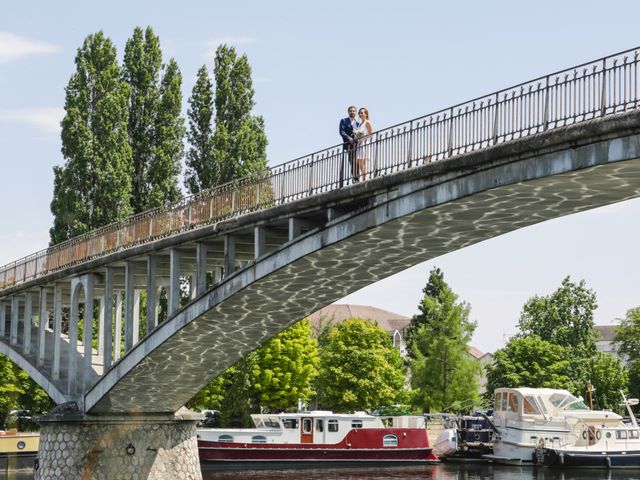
[339,105,359,183]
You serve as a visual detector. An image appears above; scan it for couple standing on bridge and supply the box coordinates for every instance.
[339,105,375,182]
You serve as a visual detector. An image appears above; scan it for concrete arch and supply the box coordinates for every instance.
[84,113,640,413]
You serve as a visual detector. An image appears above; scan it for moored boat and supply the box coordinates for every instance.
[535,393,640,468]
[197,410,439,466]
[0,430,39,471]
[433,413,494,461]
[487,387,624,465]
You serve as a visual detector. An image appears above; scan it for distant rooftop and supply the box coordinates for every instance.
[307,305,486,359]
[307,304,410,335]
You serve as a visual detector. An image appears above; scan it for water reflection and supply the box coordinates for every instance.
[4,464,640,479]
[202,463,640,480]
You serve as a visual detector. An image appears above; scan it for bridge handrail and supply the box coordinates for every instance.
[2,46,640,292]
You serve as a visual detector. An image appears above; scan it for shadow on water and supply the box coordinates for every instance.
[202,463,640,480]
[5,464,640,479]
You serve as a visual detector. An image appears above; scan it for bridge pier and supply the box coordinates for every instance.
[35,407,202,480]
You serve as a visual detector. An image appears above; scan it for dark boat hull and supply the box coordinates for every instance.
[538,448,640,468]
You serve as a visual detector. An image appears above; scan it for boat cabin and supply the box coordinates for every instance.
[198,411,426,446]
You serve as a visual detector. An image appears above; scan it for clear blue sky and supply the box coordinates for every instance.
[1,0,639,352]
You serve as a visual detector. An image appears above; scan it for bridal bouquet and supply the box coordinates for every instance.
[355,129,366,139]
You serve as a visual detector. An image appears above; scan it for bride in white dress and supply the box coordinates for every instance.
[355,107,374,180]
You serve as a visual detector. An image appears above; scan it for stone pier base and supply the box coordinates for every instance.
[35,406,202,480]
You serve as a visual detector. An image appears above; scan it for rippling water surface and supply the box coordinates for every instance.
[6,463,640,479]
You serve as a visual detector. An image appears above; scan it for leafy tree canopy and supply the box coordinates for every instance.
[317,318,408,412]
[517,276,598,356]
[250,319,319,411]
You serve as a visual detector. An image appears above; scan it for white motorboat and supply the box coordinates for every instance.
[536,393,640,468]
[487,387,623,465]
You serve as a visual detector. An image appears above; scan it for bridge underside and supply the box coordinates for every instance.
[87,123,640,413]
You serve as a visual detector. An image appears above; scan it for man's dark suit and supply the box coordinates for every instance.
[339,117,359,183]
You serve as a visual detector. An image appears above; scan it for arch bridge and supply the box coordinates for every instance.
[3,46,640,479]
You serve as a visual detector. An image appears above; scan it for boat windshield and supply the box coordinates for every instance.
[548,393,589,411]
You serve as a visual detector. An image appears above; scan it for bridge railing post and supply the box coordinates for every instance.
[492,92,500,145]
[447,107,454,157]
[601,58,608,116]
[543,75,550,130]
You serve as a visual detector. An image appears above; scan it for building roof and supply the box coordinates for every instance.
[595,325,617,342]
[467,345,485,359]
[307,304,410,336]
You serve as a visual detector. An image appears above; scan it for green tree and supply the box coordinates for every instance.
[586,351,628,410]
[518,276,598,357]
[409,268,480,412]
[405,267,447,352]
[147,58,184,208]
[122,26,162,212]
[211,45,267,184]
[613,307,640,360]
[185,65,215,194]
[613,307,640,398]
[485,336,573,397]
[50,31,132,244]
[250,319,319,411]
[317,318,407,412]
[0,355,22,424]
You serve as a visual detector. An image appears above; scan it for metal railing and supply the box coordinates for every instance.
[2,47,640,292]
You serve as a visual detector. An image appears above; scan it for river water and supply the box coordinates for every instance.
[5,463,640,479]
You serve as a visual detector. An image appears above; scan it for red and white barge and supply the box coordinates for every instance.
[198,411,439,466]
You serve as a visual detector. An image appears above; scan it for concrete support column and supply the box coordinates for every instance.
[52,283,63,381]
[114,291,123,361]
[23,292,33,355]
[195,243,207,297]
[168,249,181,316]
[288,217,302,241]
[214,266,223,284]
[10,296,19,345]
[35,410,203,480]
[38,288,48,367]
[0,302,6,337]
[223,235,236,278]
[97,297,104,357]
[103,268,114,369]
[68,279,81,396]
[82,274,94,389]
[189,275,197,301]
[124,262,135,353]
[133,290,141,345]
[146,256,158,335]
[255,226,267,259]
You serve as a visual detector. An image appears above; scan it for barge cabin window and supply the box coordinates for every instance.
[328,420,339,432]
[282,419,299,429]
[383,435,398,447]
[351,420,363,429]
[218,435,233,443]
[252,435,267,444]
[316,419,324,432]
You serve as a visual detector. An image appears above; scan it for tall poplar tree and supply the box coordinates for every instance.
[50,31,132,244]
[123,26,161,212]
[185,45,267,194]
[185,65,215,194]
[122,26,183,211]
[147,58,184,208]
[212,45,267,184]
